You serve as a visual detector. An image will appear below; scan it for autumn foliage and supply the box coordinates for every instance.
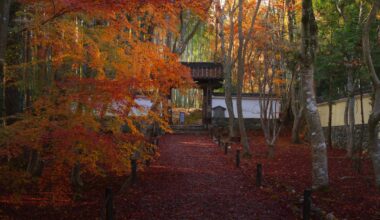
[0,0,211,201]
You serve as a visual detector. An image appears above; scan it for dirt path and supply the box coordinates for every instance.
[119,134,294,219]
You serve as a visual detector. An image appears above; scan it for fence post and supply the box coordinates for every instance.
[105,187,114,220]
[256,164,262,186]
[131,159,137,183]
[303,189,312,220]
[236,149,240,167]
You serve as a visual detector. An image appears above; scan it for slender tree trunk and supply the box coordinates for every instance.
[363,0,380,187]
[345,63,355,157]
[27,150,40,174]
[358,83,364,172]
[291,76,304,144]
[327,75,333,148]
[224,64,235,137]
[71,162,84,188]
[301,0,329,189]
[287,0,303,144]
[354,81,365,173]
[0,0,10,61]
[268,143,275,158]
[217,1,236,138]
[214,12,218,61]
[0,0,11,126]
[237,0,250,155]
[292,111,303,143]
[368,88,380,187]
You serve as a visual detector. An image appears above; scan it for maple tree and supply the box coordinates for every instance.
[246,0,290,158]
[215,0,262,156]
[0,0,211,201]
[0,0,379,218]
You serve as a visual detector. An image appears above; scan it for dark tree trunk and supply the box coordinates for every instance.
[346,63,355,158]
[217,1,236,138]
[353,81,365,173]
[71,162,84,188]
[287,0,303,144]
[327,75,333,148]
[362,0,380,188]
[291,74,304,144]
[224,64,235,137]
[27,150,40,175]
[268,144,275,158]
[291,111,303,143]
[237,0,250,156]
[0,0,11,126]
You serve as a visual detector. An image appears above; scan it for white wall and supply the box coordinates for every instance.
[108,97,153,117]
[131,98,153,116]
[212,96,281,119]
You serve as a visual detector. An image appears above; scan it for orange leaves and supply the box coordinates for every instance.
[239,0,291,95]
[0,0,201,203]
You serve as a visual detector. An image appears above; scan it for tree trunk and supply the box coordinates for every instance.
[217,1,236,138]
[0,0,11,126]
[287,0,303,144]
[327,75,333,148]
[27,150,41,176]
[214,13,219,61]
[224,64,235,137]
[71,162,84,188]
[292,111,303,143]
[368,88,380,187]
[268,143,275,158]
[291,75,304,144]
[353,81,365,173]
[286,0,296,43]
[301,0,329,189]
[362,0,380,188]
[237,0,250,156]
[0,0,10,60]
[346,64,355,158]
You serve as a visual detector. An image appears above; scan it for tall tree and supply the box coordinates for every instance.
[236,0,261,156]
[334,1,360,158]
[362,0,380,188]
[301,0,329,189]
[248,0,288,157]
[0,0,11,126]
[217,0,237,137]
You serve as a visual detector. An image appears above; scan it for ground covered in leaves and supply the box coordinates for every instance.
[1,133,379,219]
[121,134,293,219]
[225,132,380,220]
[1,134,294,219]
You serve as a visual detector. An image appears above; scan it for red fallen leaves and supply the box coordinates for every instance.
[0,134,295,219]
[226,132,380,220]
[119,134,294,219]
[1,133,378,219]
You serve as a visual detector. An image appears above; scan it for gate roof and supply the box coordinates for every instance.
[181,62,223,81]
